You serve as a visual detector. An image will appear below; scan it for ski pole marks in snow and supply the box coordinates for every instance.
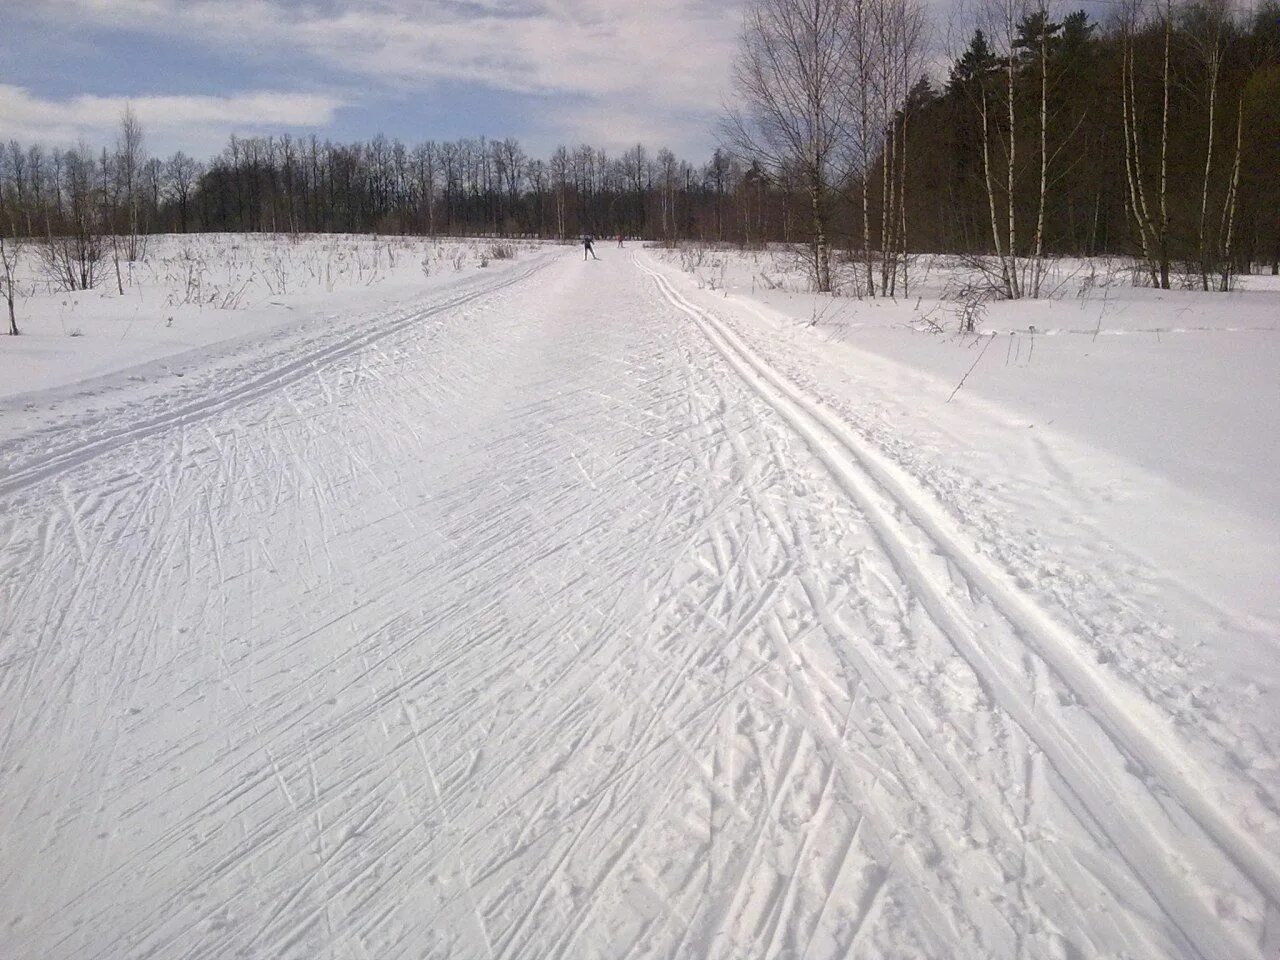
[0,250,1275,959]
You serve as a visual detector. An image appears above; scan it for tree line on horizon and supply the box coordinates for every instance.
[0,0,1277,306]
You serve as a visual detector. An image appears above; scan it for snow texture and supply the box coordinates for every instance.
[1,239,1276,959]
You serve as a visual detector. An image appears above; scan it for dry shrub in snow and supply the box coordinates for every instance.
[41,233,106,292]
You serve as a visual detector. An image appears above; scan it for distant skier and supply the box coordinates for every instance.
[583,235,598,260]
[617,233,625,248]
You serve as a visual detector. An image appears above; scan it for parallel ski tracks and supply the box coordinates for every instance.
[3,251,1271,957]
[0,256,552,502]
[640,256,1277,960]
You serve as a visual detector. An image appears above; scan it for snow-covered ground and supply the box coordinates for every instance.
[651,247,1280,543]
[1,237,1276,959]
[1,233,537,403]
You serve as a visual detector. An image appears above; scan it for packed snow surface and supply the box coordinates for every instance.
[1,238,1277,959]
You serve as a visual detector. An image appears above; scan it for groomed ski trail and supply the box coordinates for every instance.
[0,255,555,501]
[638,257,1278,959]
[0,249,1273,960]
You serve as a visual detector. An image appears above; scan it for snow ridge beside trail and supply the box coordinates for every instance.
[1,250,1274,959]
[642,258,1279,959]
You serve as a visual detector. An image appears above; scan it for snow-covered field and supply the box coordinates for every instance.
[1,236,1276,959]
[652,246,1280,541]
[2,233,537,403]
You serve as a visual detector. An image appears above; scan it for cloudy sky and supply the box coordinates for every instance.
[1,0,744,161]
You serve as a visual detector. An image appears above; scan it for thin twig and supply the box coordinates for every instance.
[948,332,997,402]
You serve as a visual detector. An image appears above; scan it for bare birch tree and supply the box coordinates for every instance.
[1121,0,1173,288]
[950,15,1019,297]
[115,107,146,262]
[954,0,1079,297]
[1189,0,1228,288]
[725,0,858,292]
[848,0,879,295]
[869,0,927,297]
[1217,93,1245,289]
[551,146,570,240]
[657,149,679,243]
[0,232,20,336]
[412,142,438,235]
[1183,0,1244,289]
[1026,1,1051,296]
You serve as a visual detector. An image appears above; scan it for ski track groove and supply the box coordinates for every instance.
[0,256,553,501]
[0,250,1268,959]
[640,256,1271,959]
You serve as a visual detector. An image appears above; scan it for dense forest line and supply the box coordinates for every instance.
[1,0,1277,301]
[905,0,1280,287]
[725,0,1279,294]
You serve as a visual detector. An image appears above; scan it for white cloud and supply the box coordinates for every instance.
[35,0,742,153]
[0,85,344,150]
